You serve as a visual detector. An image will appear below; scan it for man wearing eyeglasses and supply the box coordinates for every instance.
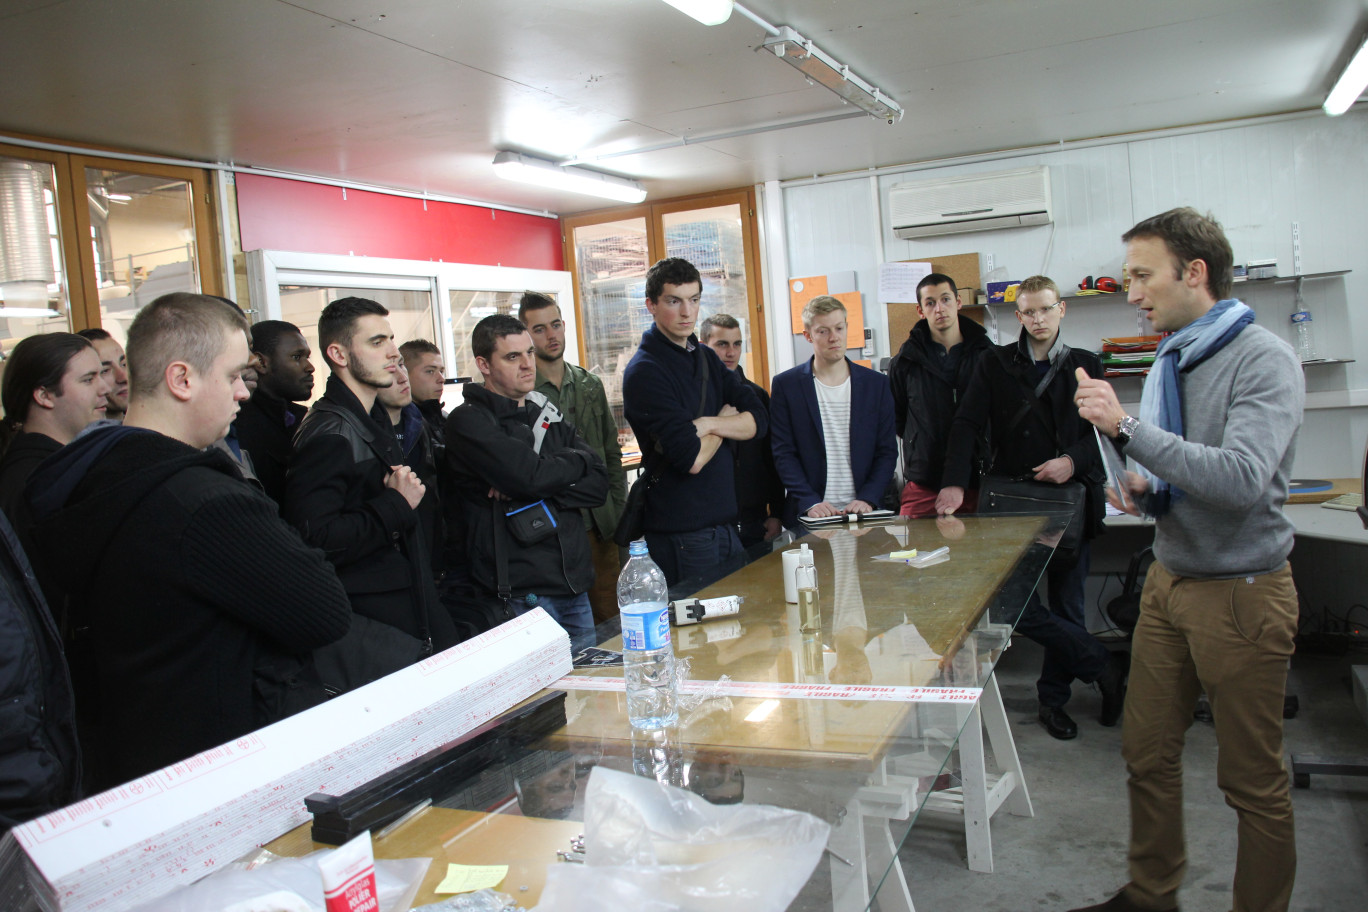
[770,295,897,526]
[889,272,994,517]
[937,275,1124,741]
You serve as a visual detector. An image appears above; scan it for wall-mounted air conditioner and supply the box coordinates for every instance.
[889,166,1052,239]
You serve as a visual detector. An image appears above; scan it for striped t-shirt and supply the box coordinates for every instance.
[815,374,856,507]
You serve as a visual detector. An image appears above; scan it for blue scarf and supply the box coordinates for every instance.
[1137,298,1255,516]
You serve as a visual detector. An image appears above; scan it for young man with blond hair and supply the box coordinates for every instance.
[938,275,1123,741]
[770,294,897,526]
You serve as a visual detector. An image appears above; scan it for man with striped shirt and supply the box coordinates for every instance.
[770,295,898,527]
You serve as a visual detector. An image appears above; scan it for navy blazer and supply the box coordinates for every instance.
[770,358,898,526]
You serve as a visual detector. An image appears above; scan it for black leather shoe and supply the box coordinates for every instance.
[1039,704,1078,740]
[1097,654,1126,727]
[1066,887,1178,911]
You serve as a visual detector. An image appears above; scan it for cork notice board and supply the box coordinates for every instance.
[886,252,982,347]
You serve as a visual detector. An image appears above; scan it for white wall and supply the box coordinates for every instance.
[777,109,1368,477]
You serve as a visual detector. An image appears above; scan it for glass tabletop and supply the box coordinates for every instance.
[269,513,1070,911]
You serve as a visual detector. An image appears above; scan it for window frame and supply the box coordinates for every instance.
[560,186,769,388]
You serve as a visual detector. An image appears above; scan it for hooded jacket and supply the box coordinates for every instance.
[446,382,608,601]
[0,432,61,544]
[26,426,351,790]
[888,314,993,489]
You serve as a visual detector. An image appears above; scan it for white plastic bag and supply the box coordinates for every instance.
[534,767,829,912]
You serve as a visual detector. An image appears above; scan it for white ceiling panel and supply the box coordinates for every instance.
[0,0,1364,213]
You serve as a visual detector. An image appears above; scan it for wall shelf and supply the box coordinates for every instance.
[1236,269,1351,287]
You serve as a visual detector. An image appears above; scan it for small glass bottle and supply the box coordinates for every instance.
[796,548,819,634]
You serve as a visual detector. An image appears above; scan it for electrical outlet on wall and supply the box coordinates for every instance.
[986,254,995,273]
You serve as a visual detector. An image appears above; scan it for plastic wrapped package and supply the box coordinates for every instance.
[534,767,829,912]
[129,849,430,912]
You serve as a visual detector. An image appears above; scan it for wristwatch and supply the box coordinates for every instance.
[1115,415,1140,444]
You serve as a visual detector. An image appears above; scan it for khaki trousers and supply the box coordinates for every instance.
[1122,561,1298,912]
[586,529,623,625]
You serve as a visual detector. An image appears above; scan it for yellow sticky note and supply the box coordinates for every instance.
[435,863,509,894]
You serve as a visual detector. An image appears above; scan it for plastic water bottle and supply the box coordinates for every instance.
[1291,310,1317,362]
[618,540,677,730]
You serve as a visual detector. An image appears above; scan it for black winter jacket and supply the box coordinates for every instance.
[26,427,351,790]
[941,329,1107,539]
[287,375,456,651]
[888,315,994,488]
[445,383,608,600]
[235,388,307,507]
[732,370,784,535]
[0,509,78,833]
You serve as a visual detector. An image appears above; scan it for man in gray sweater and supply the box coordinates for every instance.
[1070,208,1303,912]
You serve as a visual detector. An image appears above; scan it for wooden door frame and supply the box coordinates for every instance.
[0,142,90,331]
[559,186,769,387]
[67,153,222,330]
[1,140,221,333]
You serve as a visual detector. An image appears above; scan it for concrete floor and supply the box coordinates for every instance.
[893,638,1368,912]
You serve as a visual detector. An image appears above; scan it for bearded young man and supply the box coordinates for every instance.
[286,297,456,658]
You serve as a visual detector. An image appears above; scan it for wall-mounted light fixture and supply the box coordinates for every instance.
[660,0,733,26]
[1325,33,1368,116]
[492,151,647,203]
[760,25,903,124]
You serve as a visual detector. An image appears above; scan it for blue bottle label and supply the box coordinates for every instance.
[621,601,671,651]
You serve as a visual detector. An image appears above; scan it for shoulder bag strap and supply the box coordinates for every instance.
[995,346,1071,455]
[492,497,512,606]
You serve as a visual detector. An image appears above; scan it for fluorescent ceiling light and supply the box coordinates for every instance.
[761,26,903,124]
[492,151,647,203]
[1325,33,1368,116]
[660,0,732,26]
[0,307,61,318]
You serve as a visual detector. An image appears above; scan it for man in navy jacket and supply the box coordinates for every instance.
[622,258,767,586]
[770,295,898,527]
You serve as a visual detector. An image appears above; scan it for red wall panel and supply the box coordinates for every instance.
[234,173,563,272]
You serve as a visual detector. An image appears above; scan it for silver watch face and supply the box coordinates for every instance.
[1119,416,1139,438]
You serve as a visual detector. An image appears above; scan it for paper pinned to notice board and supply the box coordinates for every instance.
[788,276,829,334]
[879,261,932,304]
[832,291,864,348]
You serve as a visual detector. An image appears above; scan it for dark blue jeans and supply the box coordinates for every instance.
[1012,542,1110,707]
[645,524,745,590]
[523,591,596,653]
